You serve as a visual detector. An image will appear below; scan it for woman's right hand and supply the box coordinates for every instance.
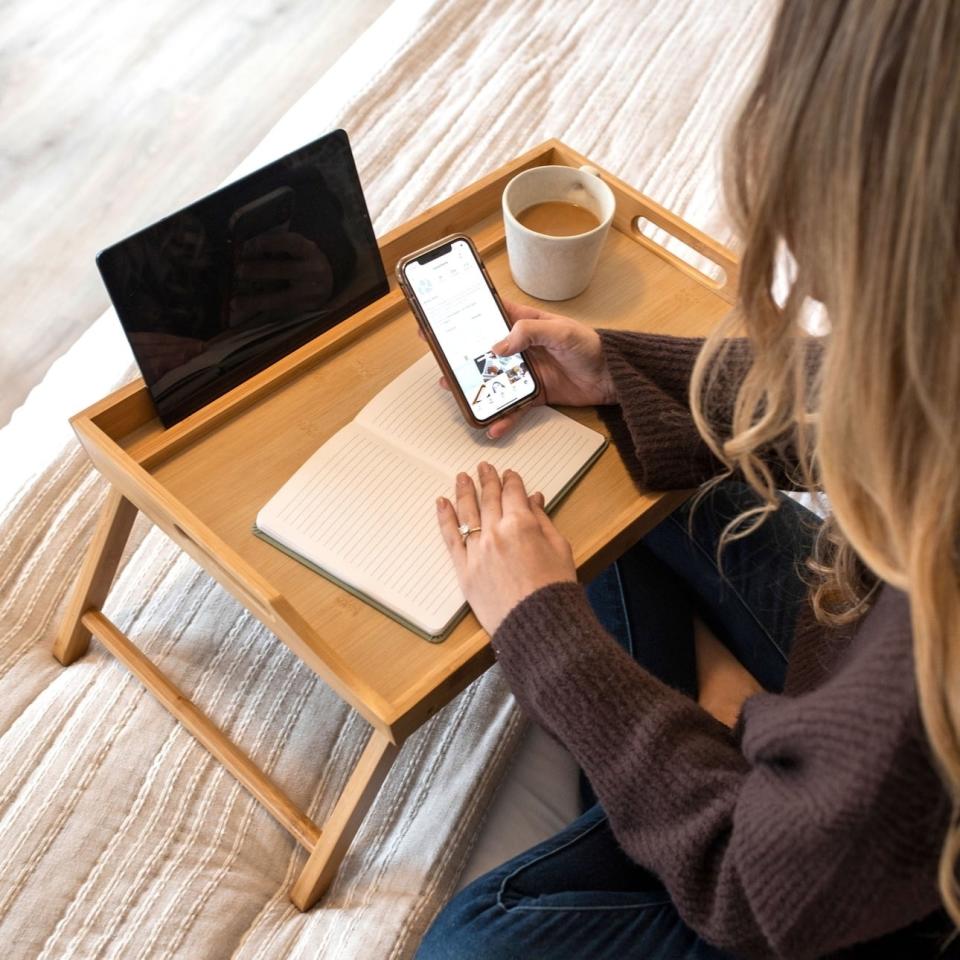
[442,299,616,439]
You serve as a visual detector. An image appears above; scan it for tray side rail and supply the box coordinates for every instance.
[70,414,400,739]
[76,138,737,471]
[385,487,690,740]
[551,141,741,305]
[68,137,743,742]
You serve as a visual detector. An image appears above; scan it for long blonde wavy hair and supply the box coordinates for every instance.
[689,0,960,919]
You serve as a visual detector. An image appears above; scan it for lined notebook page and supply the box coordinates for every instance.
[256,423,464,636]
[257,354,606,638]
[358,353,605,504]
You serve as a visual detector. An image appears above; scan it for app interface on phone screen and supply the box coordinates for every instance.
[405,240,536,421]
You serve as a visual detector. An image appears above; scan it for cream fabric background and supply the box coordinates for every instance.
[0,0,772,955]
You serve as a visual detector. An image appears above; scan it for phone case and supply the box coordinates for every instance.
[395,233,542,429]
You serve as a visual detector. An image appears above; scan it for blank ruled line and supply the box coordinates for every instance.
[278,439,382,532]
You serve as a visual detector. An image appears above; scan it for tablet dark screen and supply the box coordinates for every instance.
[96,130,388,427]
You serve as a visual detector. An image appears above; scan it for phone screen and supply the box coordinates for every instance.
[404,239,537,422]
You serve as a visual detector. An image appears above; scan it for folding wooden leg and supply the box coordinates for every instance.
[54,485,400,909]
[290,729,399,910]
[79,610,397,907]
[81,609,322,849]
[55,486,138,666]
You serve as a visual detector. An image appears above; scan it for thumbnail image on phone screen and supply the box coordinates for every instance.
[403,238,537,423]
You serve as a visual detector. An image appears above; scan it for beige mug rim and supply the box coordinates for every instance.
[502,165,615,242]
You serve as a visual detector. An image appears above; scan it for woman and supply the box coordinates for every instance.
[416,1,960,957]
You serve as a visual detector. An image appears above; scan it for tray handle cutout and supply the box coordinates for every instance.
[631,215,728,288]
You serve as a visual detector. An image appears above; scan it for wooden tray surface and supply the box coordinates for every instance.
[72,140,737,740]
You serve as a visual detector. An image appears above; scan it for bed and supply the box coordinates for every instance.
[0,0,772,955]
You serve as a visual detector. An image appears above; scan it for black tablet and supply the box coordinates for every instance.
[96,130,389,427]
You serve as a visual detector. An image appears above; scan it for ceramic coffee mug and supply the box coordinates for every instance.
[502,164,616,300]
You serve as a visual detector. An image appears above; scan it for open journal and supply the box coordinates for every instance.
[255,353,607,641]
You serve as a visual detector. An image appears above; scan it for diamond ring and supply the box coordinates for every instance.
[458,522,481,543]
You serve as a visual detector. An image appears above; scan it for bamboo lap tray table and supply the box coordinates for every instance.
[56,140,739,911]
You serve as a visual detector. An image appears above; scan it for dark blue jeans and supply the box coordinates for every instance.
[416,483,953,959]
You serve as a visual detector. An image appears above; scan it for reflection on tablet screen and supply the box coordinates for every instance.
[96,130,388,427]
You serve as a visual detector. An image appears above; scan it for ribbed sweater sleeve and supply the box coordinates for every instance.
[597,329,813,492]
[492,583,948,959]
[596,329,725,489]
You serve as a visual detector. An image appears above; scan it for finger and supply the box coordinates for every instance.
[490,316,566,357]
[454,471,481,531]
[500,468,531,515]
[532,498,572,558]
[485,411,521,440]
[528,492,555,537]
[477,462,503,524]
[501,299,545,326]
[436,496,466,569]
[439,375,450,391]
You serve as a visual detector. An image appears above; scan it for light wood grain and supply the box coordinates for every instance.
[113,141,555,471]
[60,142,739,905]
[54,488,138,665]
[70,413,400,741]
[0,0,393,428]
[154,219,727,724]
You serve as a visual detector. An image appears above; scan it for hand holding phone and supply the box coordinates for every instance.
[417,296,617,438]
[397,235,542,429]
[477,299,616,437]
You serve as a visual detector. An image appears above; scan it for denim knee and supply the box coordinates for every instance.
[416,870,517,960]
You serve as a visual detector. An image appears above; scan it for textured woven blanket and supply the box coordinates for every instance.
[0,0,771,955]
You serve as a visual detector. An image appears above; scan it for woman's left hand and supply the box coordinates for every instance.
[437,463,577,635]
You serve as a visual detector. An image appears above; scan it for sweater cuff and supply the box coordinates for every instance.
[597,329,721,490]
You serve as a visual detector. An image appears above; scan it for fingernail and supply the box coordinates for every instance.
[479,461,491,473]
[436,497,445,511]
[491,339,508,355]
[457,472,469,484]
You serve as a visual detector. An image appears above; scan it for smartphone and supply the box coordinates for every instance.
[397,234,541,428]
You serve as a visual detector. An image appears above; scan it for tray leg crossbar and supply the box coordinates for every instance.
[55,485,402,909]
[82,609,322,849]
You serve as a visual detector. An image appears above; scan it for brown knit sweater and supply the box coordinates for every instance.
[491,330,950,960]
